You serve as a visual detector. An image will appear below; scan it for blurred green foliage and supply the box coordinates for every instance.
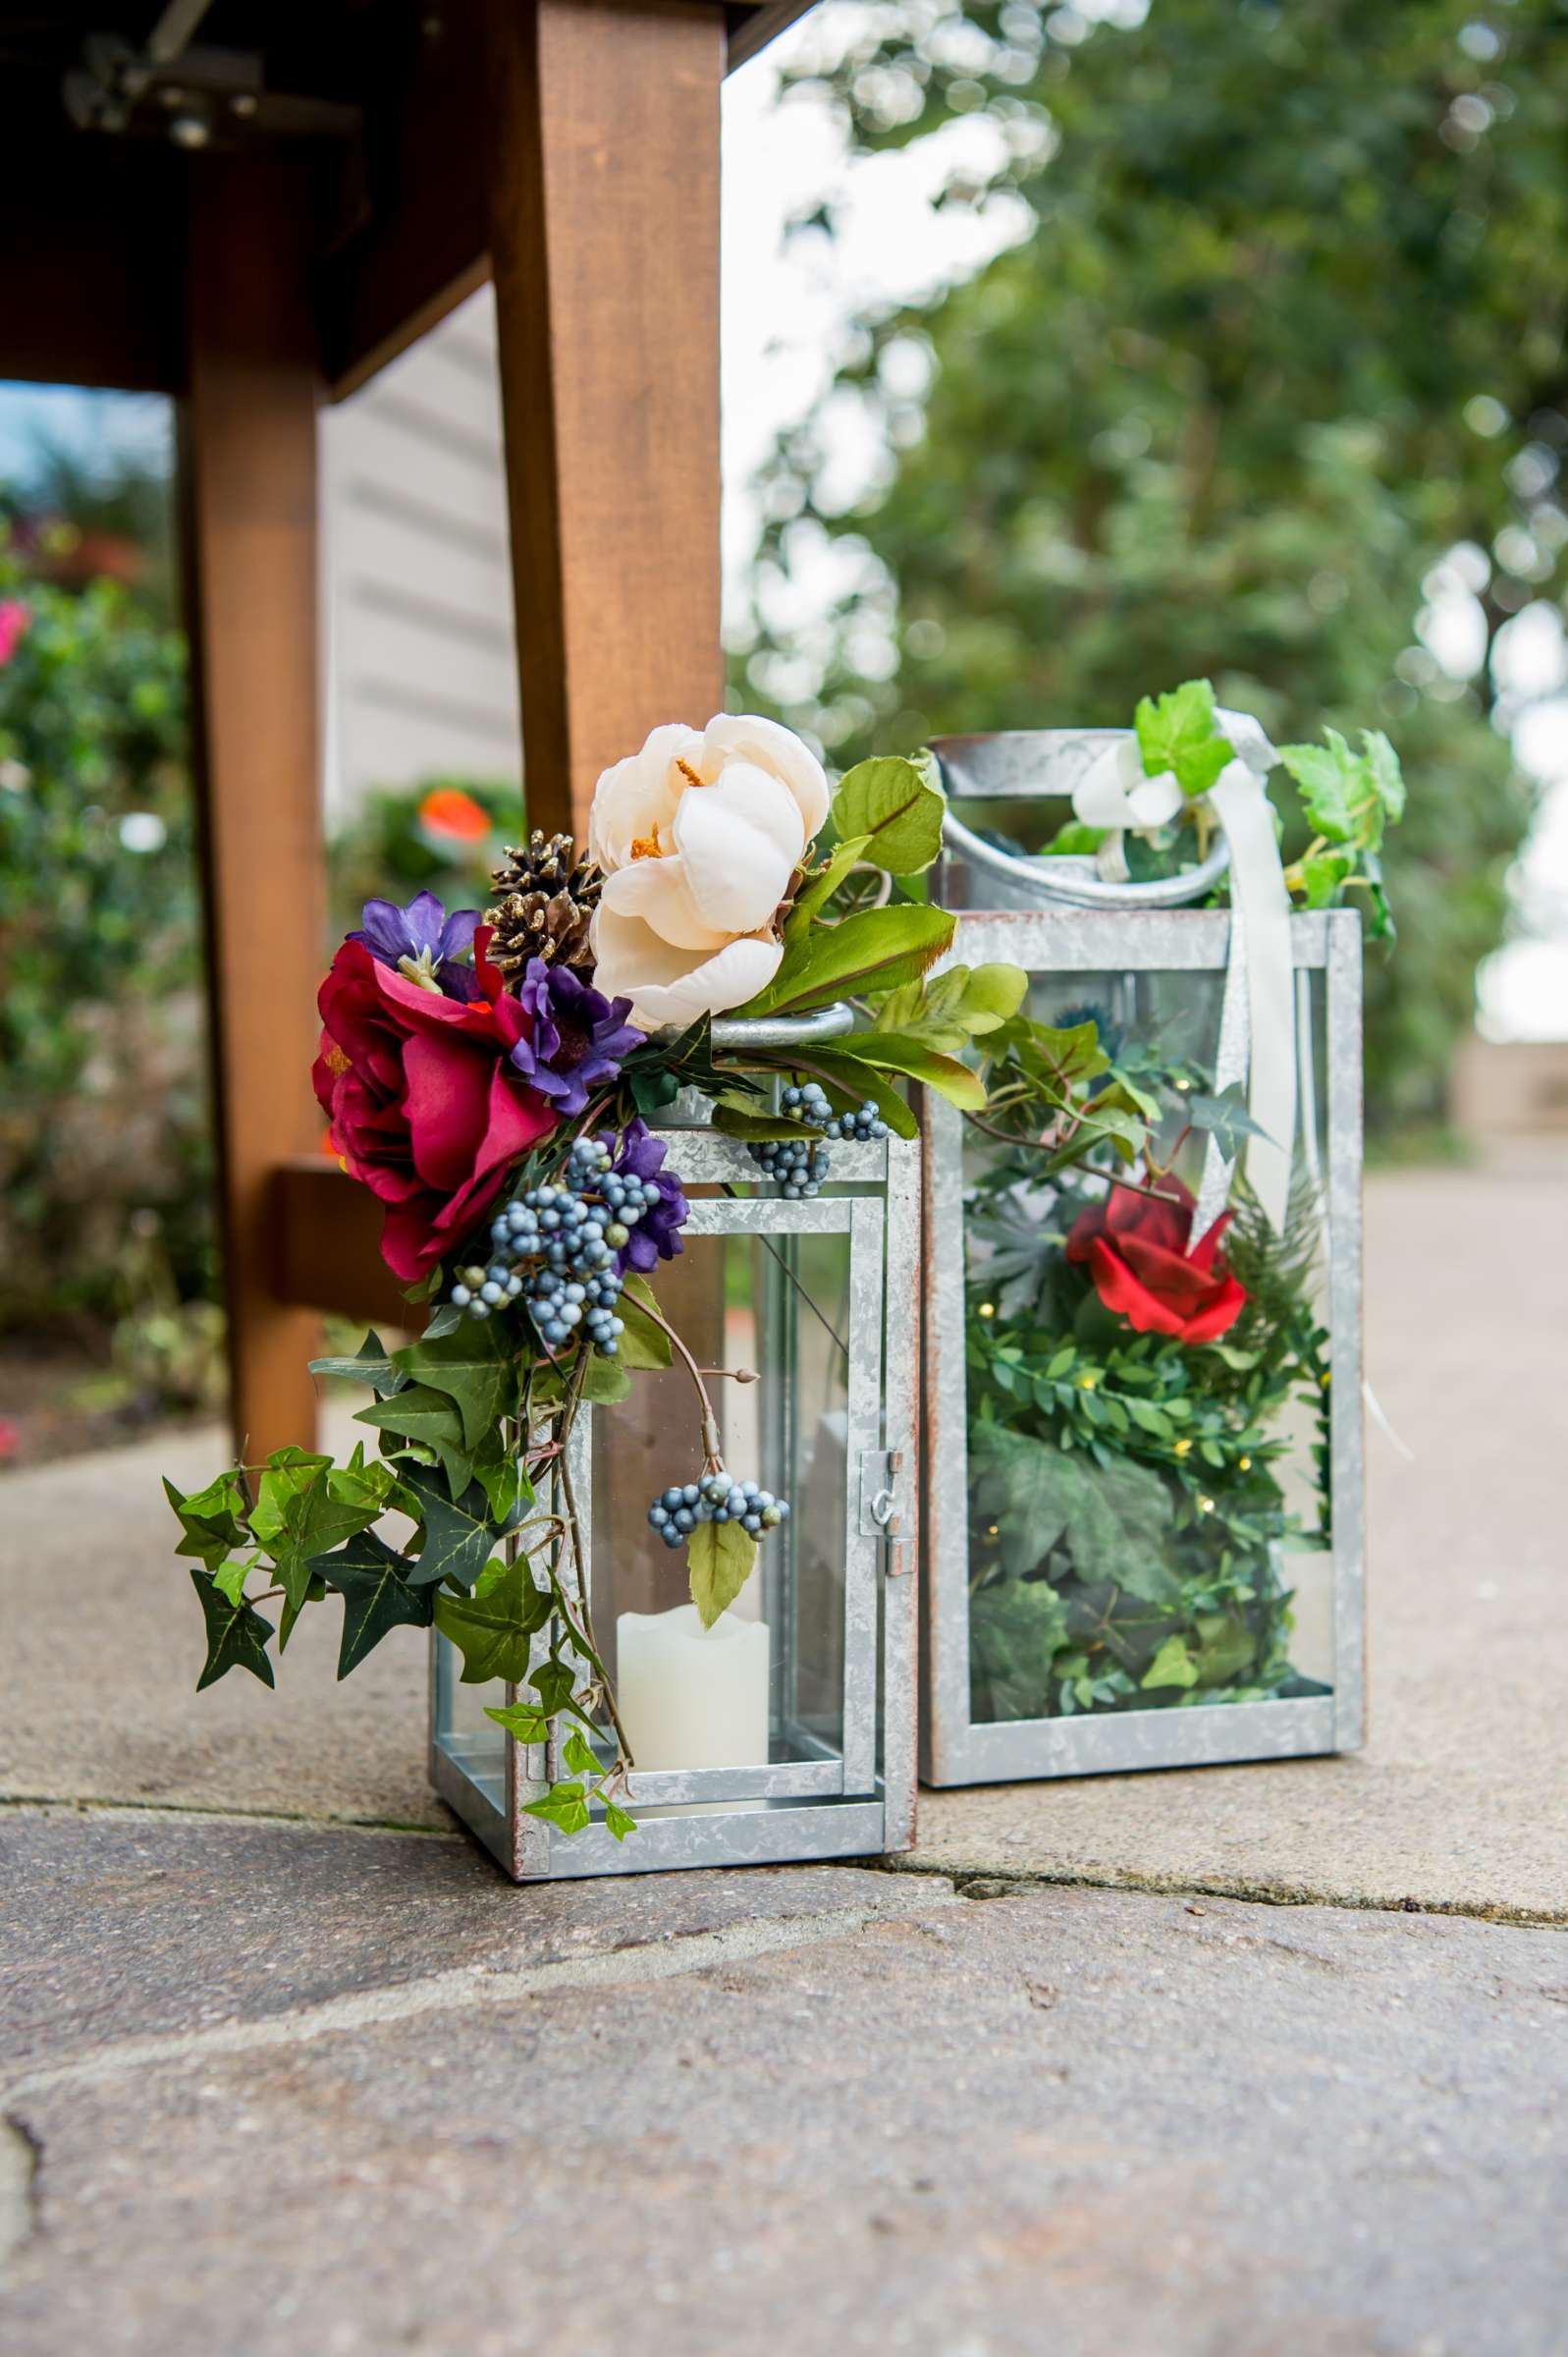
[327,776,522,946]
[741,0,1563,1125]
[0,549,213,1334]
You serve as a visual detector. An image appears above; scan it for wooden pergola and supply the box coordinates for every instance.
[0,0,812,1459]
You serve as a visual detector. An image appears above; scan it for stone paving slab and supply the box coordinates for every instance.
[0,1808,946,2065]
[4,1882,1564,2357]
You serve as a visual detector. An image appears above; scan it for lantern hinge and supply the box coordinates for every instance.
[858,1449,909,1543]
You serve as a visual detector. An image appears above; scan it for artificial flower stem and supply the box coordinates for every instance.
[553,1348,636,1771]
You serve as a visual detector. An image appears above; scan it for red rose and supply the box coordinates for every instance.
[312,937,556,1282]
[1066,1178,1247,1344]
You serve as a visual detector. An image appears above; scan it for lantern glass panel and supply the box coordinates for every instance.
[432,1124,919,1875]
[921,908,1364,1785]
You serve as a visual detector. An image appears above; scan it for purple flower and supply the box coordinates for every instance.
[606,1117,689,1272]
[349,891,480,1002]
[508,959,645,1118]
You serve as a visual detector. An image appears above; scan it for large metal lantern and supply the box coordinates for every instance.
[432,1014,920,1878]
[920,733,1366,1784]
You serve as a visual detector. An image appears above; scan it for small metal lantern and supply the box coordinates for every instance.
[920,733,1366,1784]
[431,1011,920,1878]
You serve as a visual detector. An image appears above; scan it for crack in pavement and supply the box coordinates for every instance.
[2,1883,962,2110]
[886,1857,1568,1931]
[0,2117,41,2285]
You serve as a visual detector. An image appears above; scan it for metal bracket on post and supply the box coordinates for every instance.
[860,1448,911,1557]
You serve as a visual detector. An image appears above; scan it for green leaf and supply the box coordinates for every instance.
[433,1556,552,1682]
[210,1559,253,1608]
[830,754,946,874]
[709,1101,827,1143]
[968,1574,1071,1721]
[520,1780,591,1835]
[392,1322,514,1453]
[1185,1081,1271,1158]
[745,903,957,1017]
[562,1727,601,1778]
[307,1331,405,1396]
[602,1798,637,1841]
[827,1029,988,1110]
[474,1452,533,1526]
[871,961,1028,1051]
[968,1423,1176,1600]
[311,1528,435,1678]
[485,1700,552,1745]
[616,1273,674,1371]
[1141,1633,1200,1690]
[354,1384,472,1496]
[687,1518,758,1628]
[278,1573,327,1654]
[529,1657,578,1716]
[1361,729,1406,824]
[189,1565,275,1691]
[782,834,873,940]
[404,1464,513,1590]
[530,1352,632,1410]
[164,1469,248,1570]
[1134,680,1231,799]
[1299,850,1354,907]
[1277,730,1360,843]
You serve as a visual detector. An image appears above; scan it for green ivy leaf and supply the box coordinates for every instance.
[1185,1082,1271,1158]
[392,1322,514,1453]
[688,1518,758,1628]
[562,1727,601,1778]
[354,1385,472,1496]
[829,754,946,874]
[189,1565,275,1691]
[602,1798,637,1841]
[529,1656,579,1716]
[1141,1633,1200,1690]
[164,1469,248,1570]
[404,1464,514,1590]
[520,1780,591,1835]
[311,1528,435,1678]
[210,1559,253,1608]
[968,1422,1176,1599]
[433,1557,552,1683]
[1134,680,1231,798]
[485,1700,553,1745]
[530,1353,632,1410]
[1276,729,1361,844]
[306,1331,405,1397]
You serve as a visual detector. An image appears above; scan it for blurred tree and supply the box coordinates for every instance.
[740,0,1565,1125]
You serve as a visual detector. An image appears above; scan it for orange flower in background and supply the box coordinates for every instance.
[418,786,491,843]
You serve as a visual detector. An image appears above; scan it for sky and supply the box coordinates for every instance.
[3,0,1566,1040]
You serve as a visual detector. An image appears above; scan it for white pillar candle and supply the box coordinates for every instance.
[616,1605,771,1783]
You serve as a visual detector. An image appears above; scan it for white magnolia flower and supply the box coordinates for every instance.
[587,714,830,1028]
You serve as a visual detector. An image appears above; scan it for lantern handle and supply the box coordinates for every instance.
[709,1002,857,1049]
[938,801,1230,910]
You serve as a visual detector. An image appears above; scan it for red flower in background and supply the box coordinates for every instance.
[0,601,29,666]
[1066,1178,1247,1345]
[418,786,492,844]
[313,935,555,1282]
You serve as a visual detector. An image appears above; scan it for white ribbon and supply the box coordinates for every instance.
[1071,707,1295,1239]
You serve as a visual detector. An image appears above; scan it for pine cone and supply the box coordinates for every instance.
[485,831,602,983]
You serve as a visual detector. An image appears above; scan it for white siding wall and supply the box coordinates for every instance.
[321,285,521,825]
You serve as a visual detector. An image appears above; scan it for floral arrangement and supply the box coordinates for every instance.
[167,715,1011,1837]
[960,680,1404,1721]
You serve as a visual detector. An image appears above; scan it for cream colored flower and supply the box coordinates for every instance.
[587,714,829,1028]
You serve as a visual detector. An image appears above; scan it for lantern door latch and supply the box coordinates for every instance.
[859,1449,908,1542]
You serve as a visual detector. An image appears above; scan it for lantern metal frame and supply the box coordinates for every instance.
[919,904,1366,1785]
[430,1121,921,1878]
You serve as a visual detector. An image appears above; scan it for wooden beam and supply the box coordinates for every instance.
[480,0,725,838]
[271,1161,418,1330]
[179,153,325,1464]
[0,134,186,394]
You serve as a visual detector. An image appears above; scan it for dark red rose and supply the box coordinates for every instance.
[313,936,556,1282]
[1065,1177,1247,1344]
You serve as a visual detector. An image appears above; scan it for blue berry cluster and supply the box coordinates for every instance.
[447,1135,663,1354]
[746,1082,832,1198]
[824,1099,891,1142]
[646,1472,790,1549]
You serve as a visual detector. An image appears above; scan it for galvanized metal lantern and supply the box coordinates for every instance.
[431,1012,920,1877]
[920,733,1366,1785]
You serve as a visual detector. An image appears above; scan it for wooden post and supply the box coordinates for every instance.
[180,155,325,1464]
[480,0,726,838]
